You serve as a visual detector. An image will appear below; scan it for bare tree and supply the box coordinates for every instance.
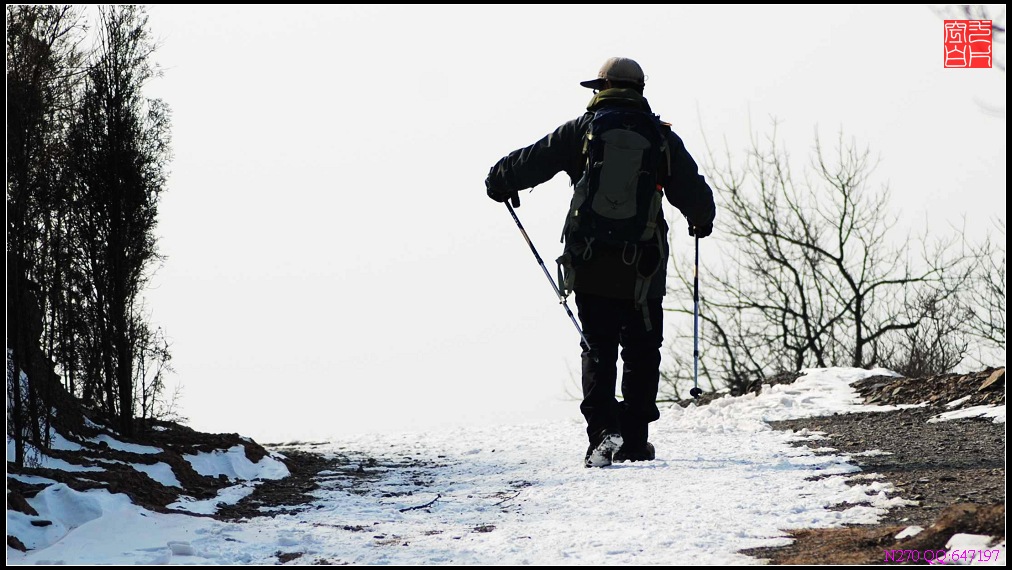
[6,4,85,464]
[930,5,1005,364]
[133,317,175,424]
[66,5,172,436]
[965,220,1006,354]
[879,286,973,378]
[8,5,175,460]
[663,123,974,395]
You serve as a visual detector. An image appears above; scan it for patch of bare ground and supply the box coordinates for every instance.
[729,368,1006,564]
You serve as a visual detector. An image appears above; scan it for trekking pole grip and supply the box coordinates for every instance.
[510,192,520,207]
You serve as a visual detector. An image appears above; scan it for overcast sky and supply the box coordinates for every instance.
[140,5,1006,443]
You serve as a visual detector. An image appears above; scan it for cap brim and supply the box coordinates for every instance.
[580,78,607,89]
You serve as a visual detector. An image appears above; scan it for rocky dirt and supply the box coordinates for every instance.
[731,367,1006,564]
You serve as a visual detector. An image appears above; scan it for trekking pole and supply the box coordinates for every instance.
[504,195,595,360]
[689,235,702,399]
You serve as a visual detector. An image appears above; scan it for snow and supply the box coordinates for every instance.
[929,405,1006,424]
[131,462,182,488]
[895,525,924,539]
[946,395,974,408]
[7,436,18,463]
[7,433,86,463]
[853,449,894,457]
[8,473,59,485]
[168,484,257,515]
[944,535,1006,565]
[8,428,162,459]
[49,430,85,452]
[182,445,290,481]
[161,446,290,514]
[6,367,1005,565]
[27,453,105,473]
[89,433,162,455]
[6,484,130,551]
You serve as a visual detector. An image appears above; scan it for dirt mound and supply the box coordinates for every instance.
[5,413,316,551]
[855,367,1005,409]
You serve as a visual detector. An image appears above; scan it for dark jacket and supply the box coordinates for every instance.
[488,88,716,299]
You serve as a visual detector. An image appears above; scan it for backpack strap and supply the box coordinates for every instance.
[634,116,669,243]
[556,237,594,299]
[622,242,638,266]
[633,272,654,331]
[557,256,571,299]
[656,116,673,182]
[581,110,599,159]
[638,184,664,242]
[632,229,666,331]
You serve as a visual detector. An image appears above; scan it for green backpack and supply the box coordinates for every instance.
[557,106,672,328]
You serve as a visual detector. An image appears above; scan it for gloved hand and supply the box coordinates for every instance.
[485,174,512,203]
[688,221,713,238]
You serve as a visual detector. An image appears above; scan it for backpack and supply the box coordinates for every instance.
[562,107,670,247]
[556,107,672,328]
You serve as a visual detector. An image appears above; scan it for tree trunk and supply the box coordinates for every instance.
[7,258,27,467]
[853,296,864,367]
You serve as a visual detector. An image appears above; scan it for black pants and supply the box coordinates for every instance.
[575,292,663,448]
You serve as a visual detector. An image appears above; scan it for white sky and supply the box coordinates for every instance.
[139,5,1007,443]
[7,367,1006,564]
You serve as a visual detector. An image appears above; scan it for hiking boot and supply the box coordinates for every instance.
[612,442,656,463]
[584,433,624,468]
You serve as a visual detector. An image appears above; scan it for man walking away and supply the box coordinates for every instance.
[486,57,716,468]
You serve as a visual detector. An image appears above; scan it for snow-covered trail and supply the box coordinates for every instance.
[10,368,951,565]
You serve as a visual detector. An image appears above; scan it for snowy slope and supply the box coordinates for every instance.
[6,367,1006,565]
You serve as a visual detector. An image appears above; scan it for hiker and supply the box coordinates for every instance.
[485,57,716,468]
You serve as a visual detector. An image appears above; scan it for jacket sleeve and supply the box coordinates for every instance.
[662,130,716,228]
[487,117,587,193]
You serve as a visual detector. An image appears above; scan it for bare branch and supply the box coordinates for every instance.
[662,119,996,397]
